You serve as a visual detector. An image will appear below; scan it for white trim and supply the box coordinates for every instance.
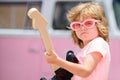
[0,29,71,38]
[0,29,39,37]
[0,0,42,2]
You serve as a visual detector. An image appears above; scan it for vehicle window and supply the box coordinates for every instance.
[53,1,90,30]
[0,2,42,30]
[113,0,120,30]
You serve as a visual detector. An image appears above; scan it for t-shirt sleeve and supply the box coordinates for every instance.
[86,38,108,57]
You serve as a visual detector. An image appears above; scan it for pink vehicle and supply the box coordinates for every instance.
[0,0,120,80]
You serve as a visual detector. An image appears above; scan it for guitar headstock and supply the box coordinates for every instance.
[27,8,48,29]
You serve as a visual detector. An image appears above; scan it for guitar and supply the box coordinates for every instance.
[27,8,79,80]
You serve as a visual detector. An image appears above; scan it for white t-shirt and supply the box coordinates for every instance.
[71,37,111,80]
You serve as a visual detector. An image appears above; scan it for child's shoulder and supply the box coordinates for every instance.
[92,37,106,43]
[89,37,108,47]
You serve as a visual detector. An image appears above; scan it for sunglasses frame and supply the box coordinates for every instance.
[70,19,100,31]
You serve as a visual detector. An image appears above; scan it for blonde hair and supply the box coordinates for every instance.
[67,2,109,48]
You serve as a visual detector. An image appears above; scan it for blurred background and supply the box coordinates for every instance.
[0,0,120,80]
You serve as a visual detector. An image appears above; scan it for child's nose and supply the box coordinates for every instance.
[80,25,86,30]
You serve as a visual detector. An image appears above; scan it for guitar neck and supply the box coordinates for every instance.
[27,8,60,72]
[38,27,54,52]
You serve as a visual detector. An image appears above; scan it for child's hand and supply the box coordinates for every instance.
[45,50,59,64]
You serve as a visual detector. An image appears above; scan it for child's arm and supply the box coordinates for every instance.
[45,50,102,77]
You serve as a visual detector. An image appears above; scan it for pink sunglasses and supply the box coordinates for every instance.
[70,19,100,31]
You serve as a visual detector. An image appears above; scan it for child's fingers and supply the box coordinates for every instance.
[45,52,51,56]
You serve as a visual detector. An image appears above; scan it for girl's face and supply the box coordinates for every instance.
[70,18,100,44]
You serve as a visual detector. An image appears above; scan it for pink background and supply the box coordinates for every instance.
[0,36,119,80]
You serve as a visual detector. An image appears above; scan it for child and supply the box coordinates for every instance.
[45,2,111,80]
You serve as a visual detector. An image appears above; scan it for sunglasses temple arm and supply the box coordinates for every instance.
[66,26,72,30]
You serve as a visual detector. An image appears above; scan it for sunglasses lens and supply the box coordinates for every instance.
[84,20,94,27]
[72,23,80,30]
